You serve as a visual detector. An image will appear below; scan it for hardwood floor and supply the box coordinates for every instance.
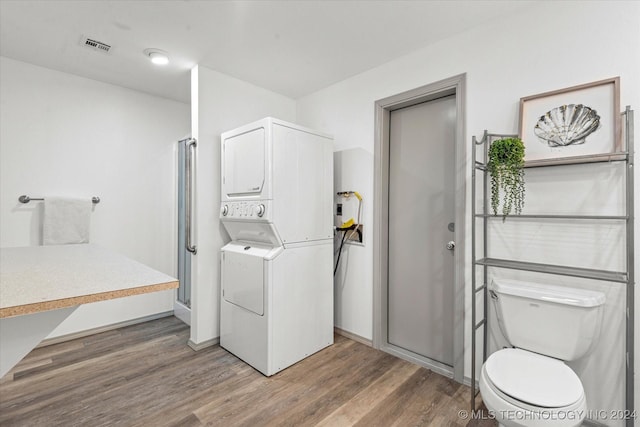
[0,316,495,426]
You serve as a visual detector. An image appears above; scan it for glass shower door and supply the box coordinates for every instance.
[177,137,196,308]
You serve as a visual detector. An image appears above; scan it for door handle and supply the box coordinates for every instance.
[446,241,455,250]
[185,138,197,254]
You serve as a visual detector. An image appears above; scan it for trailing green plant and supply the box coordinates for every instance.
[487,137,525,219]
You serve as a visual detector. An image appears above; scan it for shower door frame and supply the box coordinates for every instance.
[177,137,197,309]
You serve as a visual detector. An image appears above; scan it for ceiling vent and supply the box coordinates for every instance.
[80,36,112,54]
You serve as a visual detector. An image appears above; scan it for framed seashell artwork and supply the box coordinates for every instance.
[519,77,621,167]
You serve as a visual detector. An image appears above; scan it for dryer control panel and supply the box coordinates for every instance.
[221,201,271,220]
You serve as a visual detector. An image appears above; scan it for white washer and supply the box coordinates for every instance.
[219,117,334,376]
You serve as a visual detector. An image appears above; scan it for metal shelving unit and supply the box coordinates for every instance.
[470,107,634,426]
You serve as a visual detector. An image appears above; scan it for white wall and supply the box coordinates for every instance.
[0,57,190,338]
[189,65,296,345]
[333,148,373,338]
[296,1,640,421]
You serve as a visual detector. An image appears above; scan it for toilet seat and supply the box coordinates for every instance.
[480,362,587,427]
[485,348,584,408]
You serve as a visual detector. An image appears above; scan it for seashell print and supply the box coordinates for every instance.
[534,104,601,147]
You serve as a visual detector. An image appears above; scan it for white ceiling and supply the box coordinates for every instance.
[0,1,537,103]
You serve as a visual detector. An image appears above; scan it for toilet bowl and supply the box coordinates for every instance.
[479,348,586,427]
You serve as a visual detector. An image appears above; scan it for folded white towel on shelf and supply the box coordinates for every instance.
[43,197,92,245]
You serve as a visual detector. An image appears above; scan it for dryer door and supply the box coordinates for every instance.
[221,243,269,316]
[222,127,265,198]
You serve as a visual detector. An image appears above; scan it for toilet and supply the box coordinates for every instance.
[479,279,605,427]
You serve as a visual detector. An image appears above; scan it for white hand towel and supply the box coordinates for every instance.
[43,197,92,245]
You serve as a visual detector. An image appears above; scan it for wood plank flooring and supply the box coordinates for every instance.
[0,316,495,426]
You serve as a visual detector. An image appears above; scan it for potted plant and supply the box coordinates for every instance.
[487,137,525,219]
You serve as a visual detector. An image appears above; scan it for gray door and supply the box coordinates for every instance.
[387,95,456,366]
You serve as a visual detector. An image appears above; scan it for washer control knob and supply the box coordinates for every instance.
[256,204,266,217]
[222,205,229,216]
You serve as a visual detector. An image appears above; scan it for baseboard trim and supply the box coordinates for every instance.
[37,311,175,348]
[334,326,372,347]
[463,375,473,387]
[187,337,219,351]
[173,301,190,326]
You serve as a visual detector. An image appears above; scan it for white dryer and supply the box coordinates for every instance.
[219,117,333,376]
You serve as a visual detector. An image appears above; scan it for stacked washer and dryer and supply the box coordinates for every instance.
[219,117,334,376]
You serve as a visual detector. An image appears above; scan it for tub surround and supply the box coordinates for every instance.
[0,244,178,377]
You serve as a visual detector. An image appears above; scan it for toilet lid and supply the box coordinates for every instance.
[485,348,583,408]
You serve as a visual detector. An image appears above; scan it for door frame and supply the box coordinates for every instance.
[373,74,466,382]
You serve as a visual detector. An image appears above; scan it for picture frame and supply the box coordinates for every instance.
[519,77,621,167]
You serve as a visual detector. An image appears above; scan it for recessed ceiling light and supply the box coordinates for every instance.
[144,48,169,66]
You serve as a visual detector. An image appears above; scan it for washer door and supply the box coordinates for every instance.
[221,244,269,316]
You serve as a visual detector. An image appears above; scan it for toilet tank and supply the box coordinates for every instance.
[491,279,605,361]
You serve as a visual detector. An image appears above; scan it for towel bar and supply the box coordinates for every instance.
[18,195,100,204]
